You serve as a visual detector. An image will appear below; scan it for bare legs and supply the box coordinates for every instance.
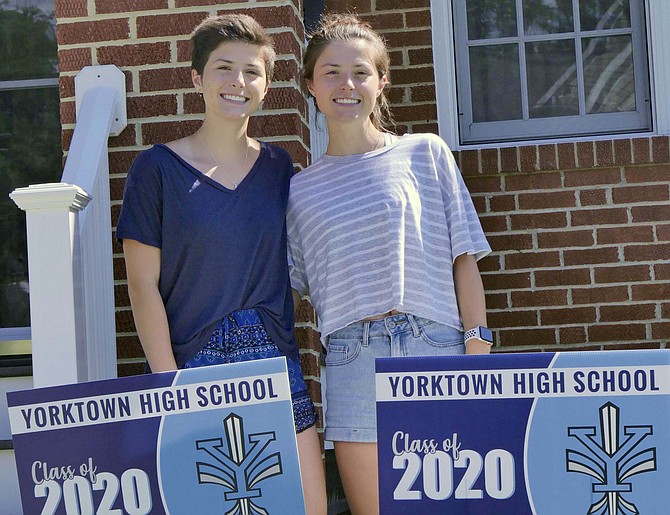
[297,425,327,515]
[334,441,379,515]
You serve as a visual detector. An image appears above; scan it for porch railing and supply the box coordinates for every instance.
[10,65,127,388]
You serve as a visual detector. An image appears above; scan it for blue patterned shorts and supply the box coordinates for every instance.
[182,309,317,433]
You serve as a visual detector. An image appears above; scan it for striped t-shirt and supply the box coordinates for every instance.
[287,133,491,342]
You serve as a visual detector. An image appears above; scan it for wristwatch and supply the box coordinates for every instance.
[464,326,494,345]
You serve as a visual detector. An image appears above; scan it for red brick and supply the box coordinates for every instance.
[295,327,321,353]
[631,205,670,223]
[535,269,590,287]
[57,18,130,45]
[485,292,509,310]
[624,243,670,262]
[300,352,320,378]
[488,194,515,212]
[139,66,192,92]
[109,151,139,176]
[518,190,575,209]
[576,141,595,168]
[481,272,532,290]
[595,140,614,167]
[60,101,76,125]
[631,137,651,164]
[651,136,670,162]
[563,247,619,266]
[410,84,436,103]
[58,47,92,73]
[624,164,670,183]
[478,214,507,233]
[558,326,587,345]
[116,335,143,360]
[571,285,629,305]
[510,211,567,230]
[118,362,145,377]
[176,0,230,6]
[142,120,199,145]
[505,251,561,270]
[505,172,562,191]
[500,147,519,172]
[541,307,596,325]
[137,12,207,38]
[113,256,127,281]
[570,207,628,226]
[613,138,632,165]
[564,167,621,187]
[658,224,670,242]
[109,125,137,148]
[588,323,647,342]
[612,185,669,204]
[511,290,568,307]
[538,144,557,171]
[115,309,135,333]
[519,145,537,172]
[98,42,170,67]
[55,0,88,18]
[557,143,576,169]
[460,150,479,175]
[390,66,436,85]
[631,282,670,301]
[295,298,316,325]
[362,12,404,31]
[488,310,538,328]
[651,322,670,340]
[96,0,167,14]
[600,304,656,322]
[488,233,533,251]
[376,0,430,11]
[498,328,556,347]
[578,189,607,206]
[392,103,436,123]
[272,140,309,169]
[249,113,308,139]
[384,29,433,49]
[405,10,432,28]
[325,0,372,14]
[597,225,654,244]
[594,265,651,284]
[127,94,177,119]
[537,229,594,248]
[654,263,670,280]
[602,342,660,351]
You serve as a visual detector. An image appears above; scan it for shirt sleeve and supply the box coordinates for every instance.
[115,148,163,248]
[432,136,491,262]
[286,195,309,296]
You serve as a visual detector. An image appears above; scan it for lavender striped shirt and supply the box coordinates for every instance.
[287,133,491,342]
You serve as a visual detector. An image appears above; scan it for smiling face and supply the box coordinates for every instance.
[306,39,388,129]
[192,40,269,122]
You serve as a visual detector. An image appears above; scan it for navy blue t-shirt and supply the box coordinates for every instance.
[116,142,298,365]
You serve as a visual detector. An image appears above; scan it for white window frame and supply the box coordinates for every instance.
[431,0,670,149]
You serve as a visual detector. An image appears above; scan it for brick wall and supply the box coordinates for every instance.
[53,0,322,416]
[324,0,670,350]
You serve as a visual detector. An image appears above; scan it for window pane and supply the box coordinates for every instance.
[0,1,57,81]
[583,35,635,113]
[470,44,522,122]
[466,0,517,40]
[580,0,631,32]
[527,40,579,118]
[523,0,574,35]
[0,87,62,328]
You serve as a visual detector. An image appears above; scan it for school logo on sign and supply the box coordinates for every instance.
[196,412,283,514]
[566,402,656,515]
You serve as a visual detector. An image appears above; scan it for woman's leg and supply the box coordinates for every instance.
[297,426,327,515]
[334,441,379,515]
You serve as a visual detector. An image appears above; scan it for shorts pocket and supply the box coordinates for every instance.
[325,338,362,366]
[419,323,463,348]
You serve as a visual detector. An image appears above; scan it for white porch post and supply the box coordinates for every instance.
[9,184,91,387]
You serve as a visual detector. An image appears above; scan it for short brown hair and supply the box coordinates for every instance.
[191,14,276,80]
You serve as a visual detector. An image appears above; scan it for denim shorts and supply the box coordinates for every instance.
[324,313,465,442]
[182,309,317,433]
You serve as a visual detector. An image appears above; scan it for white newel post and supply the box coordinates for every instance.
[9,184,92,387]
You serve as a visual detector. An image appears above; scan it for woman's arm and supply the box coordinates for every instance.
[123,239,177,372]
[453,253,491,355]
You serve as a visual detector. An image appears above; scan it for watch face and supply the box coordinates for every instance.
[480,326,494,342]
